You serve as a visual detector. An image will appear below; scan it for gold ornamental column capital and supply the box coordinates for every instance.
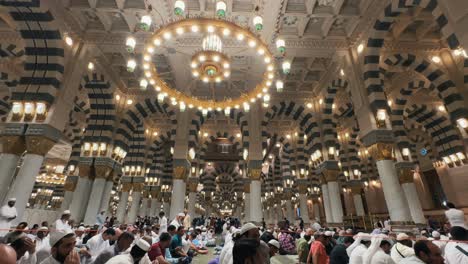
[243,184,250,193]
[63,176,79,192]
[133,183,144,192]
[0,135,26,155]
[78,164,92,178]
[321,169,340,183]
[349,185,362,195]
[94,165,113,180]
[173,166,188,181]
[187,180,198,192]
[398,167,414,184]
[367,142,394,161]
[249,168,262,180]
[25,135,56,156]
[121,182,133,192]
[298,185,308,194]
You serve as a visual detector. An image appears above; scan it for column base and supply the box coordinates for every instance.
[389,221,418,233]
[326,222,344,229]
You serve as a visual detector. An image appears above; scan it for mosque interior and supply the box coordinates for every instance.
[1,0,468,229]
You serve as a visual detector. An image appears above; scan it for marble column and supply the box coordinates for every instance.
[128,184,143,223]
[99,180,114,214]
[188,192,197,218]
[371,149,411,222]
[7,153,46,222]
[163,201,170,216]
[0,154,21,202]
[298,184,310,224]
[321,183,333,223]
[84,177,107,225]
[0,136,25,203]
[69,168,92,222]
[244,192,251,222]
[61,175,78,211]
[150,198,159,216]
[169,179,186,219]
[328,181,344,223]
[250,180,262,223]
[116,191,129,223]
[398,165,425,224]
[140,197,149,217]
[350,186,365,216]
[285,199,294,222]
[313,199,321,221]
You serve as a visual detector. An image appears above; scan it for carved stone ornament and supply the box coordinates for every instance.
[321,169,340,183]
[349,185,362,195]
[187,181,198,192]
[25,135,56,156]
[367,143,394,161]
[94,165,113,179]
[63,176,78,192]
[173,166,187,180]
[78,164,92,178]
[133,183,144,192]
[249,168,262,180]
[121,182,133,192]
[398,167,414,184]
[0,135,26,155]
[243,184,250,193]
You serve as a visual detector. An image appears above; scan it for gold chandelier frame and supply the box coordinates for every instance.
[142,18,275,109]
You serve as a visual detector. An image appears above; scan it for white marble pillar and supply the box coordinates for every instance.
[128,192,142,223]
[402,182,426,224]
[7,153,44,222]
[69,177,91,222]
[285,200,294,222]
[116,191,129,223]
[313,201,321,221]
[299,194,310,224]
[163,201,170,216]
[250,180,262,223]
[244,193,251,222]
[0,154,20,202]
[188,192,196,218]
[99,180,114,214]
[139,198,149,217]
[60,191,74,211]
[84,177,106,225]
[169,179,186,219]
[321,184,333,223]
[353,194,365,216]
[328,181,344,223]
[150,199,158,216]
[376,160,412,221]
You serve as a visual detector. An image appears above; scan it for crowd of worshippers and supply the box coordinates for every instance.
[0,197,467,264]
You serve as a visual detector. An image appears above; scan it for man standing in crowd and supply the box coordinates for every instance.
[93,231,135,264]
[390,233,415,263]
[55,211,72,233]
[400,240,444,264]
[307,231,329,264]
[40,230,80,264]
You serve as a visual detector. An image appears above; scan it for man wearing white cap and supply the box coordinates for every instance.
[362,234,394,264]
[267,239,280,257]
[34,226,51,263]
[0,198,17,237]
[170,213,185,229]
[390,233,415,263]
[430,231,446,255]
[54,210,72,233]
[40,230,80,264]
[220,222,261,264]
[105,239,151,264]
[348,233,372,264]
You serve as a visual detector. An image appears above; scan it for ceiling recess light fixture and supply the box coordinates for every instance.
[216,1,227,18]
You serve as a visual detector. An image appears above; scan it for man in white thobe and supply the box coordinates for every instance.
[183,210,191,230]
[430,231,446,255]
[0,198,17,237]
[105,239,151,264]
[400,240,445,264]
[169,213,185,229]
[390,233,415,263]
[158,211,167,235]
[54,210,72,233]
[348,233,371,264]
[83,228,116,263]
[362,234,395,264]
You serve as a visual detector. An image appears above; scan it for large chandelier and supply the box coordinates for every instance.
[125,2,287,113]
[192,34,230,83]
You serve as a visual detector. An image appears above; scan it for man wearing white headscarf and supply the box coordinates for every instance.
[390,233,415,263]
[170,213,185,229]
[430,231,446,255]
[348,233,372,264]
[0,198,17,237]
[362,234,395,264]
